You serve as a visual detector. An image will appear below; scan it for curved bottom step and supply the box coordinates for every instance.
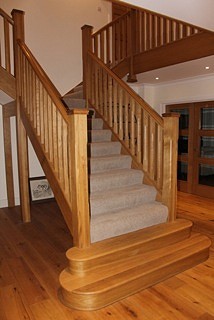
[59,227,211,310]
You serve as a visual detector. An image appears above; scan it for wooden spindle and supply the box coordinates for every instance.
[143,111,149,172]
[136,104,142,163]
[103,72,108,120]
[100,31,104,62]
[106,28,110,65]
[149,118,156,180]
[108,76,113,127]
[118,87,123,140]
[52,104,58,176]
[47,95,53,163]
[130,98,135,155]
[157,125,163,189]
[113,80,118,133]
[112,23,116,66]
[43,90,49,153]
[124,93,129,148]
[4,18,11,73]
[57,113,63,183]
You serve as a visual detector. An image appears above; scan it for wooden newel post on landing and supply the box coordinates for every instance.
[12,9,31,222]
[68,109,90,248]
[162,113,180,222]
[81,25,93,100]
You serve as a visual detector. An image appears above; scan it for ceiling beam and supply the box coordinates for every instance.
[133,32,214,75]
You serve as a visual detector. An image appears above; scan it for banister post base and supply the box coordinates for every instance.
[127,73,137,83]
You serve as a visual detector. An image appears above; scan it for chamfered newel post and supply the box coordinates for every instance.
[162,112,180,222]
[68,109,90,248]
[12,9,31,222]
[81,25,93,100]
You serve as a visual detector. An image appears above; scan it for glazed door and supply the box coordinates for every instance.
[193,102,214,198]
[167,101,214,199]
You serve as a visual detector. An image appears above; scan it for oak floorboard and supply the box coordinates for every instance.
[0,192,213,319]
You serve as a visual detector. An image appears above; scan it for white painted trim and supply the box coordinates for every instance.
[0,197,20,208]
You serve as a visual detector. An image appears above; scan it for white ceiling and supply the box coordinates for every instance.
[136,55,214,85]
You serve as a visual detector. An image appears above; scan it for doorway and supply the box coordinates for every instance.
[167,101,214,199]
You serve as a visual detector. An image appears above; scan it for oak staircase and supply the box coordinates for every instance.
[1,6,213,310]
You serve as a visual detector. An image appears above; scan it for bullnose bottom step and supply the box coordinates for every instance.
[59,220,211,311]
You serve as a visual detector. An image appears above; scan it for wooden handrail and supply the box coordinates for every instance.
[92,11,130,37]
[17,40,65,117]
[88,51,163,126]
[86,51,179,220]
[0,8,14,24]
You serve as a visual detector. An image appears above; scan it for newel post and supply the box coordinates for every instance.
[68,109,90,248]
[162,113,180,221]
[81,25,93,100]
[12,10,31,222]
[127,9,137,83]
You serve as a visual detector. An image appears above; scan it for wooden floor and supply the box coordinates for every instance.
[0,192,213,320]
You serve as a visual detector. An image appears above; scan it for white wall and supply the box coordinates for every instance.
[131,75,214,115]
[120,0,214,31]
[1,0,111,94]
[0,0,111,207]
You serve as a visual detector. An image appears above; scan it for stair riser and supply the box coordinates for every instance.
[88,118,103,130]
[73,86,83,92]
[66,91,83,99]
[89,142,121,157]
[63,98,86,109]
[68,226,192,273]
[60,245,210,311]
[88,130,112,143]
[90,171,143,193]
[89,156,132,174]
[90,188,156,216]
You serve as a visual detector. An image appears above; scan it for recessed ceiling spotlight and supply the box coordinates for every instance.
[155,77,159,80]
[205,66,210,70]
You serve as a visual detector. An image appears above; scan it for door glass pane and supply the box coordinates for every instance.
[171,108,189,129]
[177,161,188,181]
[200,136,214,158]
[201,107,214,130]
[178,136,188,155]
[199,164,214,186]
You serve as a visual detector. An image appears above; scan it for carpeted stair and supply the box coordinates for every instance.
[62,85,168,243]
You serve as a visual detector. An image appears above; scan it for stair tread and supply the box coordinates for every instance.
[66,219,192,261]
[61,233,211,293]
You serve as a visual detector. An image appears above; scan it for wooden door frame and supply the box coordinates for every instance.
[166,101,214,199]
